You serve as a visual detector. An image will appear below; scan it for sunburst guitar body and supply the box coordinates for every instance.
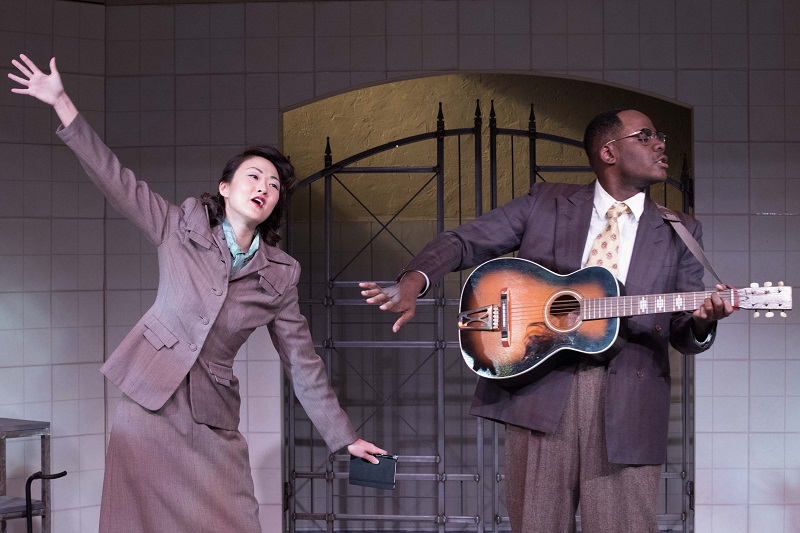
[458,257,792,386]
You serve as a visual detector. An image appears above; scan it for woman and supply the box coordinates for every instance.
[9,54,385,532]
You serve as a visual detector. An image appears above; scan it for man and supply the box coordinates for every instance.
[360,109,733,532]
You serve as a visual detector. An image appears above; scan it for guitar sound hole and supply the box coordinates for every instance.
[547,294,581,331]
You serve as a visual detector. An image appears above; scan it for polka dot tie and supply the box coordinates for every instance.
[587,203,631,276]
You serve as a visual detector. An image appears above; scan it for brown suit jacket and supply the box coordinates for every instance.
[58,114,358,452]
[407,181,712,464]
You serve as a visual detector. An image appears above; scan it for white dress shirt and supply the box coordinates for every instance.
[580,182,645,285]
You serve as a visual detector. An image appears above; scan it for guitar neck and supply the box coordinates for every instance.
[582,289,733,320]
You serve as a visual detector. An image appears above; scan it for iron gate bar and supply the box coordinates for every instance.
[435,101,449,533]
[327,347,438,439]
[510,137,516,196]
[681,353,692,520]
[328,514,479,522]
[294,513,472,523]
[324,161,334,533]
[335,514,481,523]
[489,100,497,208]
[320,341,440,348]
[310,298,461,306]
[335,166,438,173]
[297,130,476,188]
[326,171,437,279]
[292,473,478,482]
[529,104,536,188]
[333,455,441,462]
[474,101,483,218]
[496,130,586,148]
[329,354,418,415]
[492,423,500,533]
[287,344,298,533]
[537,165,594,172]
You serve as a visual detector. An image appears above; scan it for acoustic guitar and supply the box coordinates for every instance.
[458,257,792,384]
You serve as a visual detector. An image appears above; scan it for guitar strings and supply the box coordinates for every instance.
[497,291,732,316]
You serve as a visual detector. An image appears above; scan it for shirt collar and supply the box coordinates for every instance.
[594,181,645,221]
[222,218,260,257]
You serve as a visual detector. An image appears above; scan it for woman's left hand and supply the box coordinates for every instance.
[347,439,388,464]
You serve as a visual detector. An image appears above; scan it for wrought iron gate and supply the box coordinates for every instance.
[284,101,695,532]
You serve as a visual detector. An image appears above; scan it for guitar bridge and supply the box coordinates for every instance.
[457,305,498,331]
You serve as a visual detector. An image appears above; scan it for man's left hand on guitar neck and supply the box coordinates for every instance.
[691,283,735,341]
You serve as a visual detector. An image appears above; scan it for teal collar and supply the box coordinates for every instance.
[222,219,260,276]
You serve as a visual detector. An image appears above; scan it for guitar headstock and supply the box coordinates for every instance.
[740,282,792,318]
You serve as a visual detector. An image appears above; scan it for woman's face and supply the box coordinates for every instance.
[219,156,281,231]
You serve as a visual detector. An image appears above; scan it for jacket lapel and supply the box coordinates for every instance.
[185,203,218,250]
[232,241,293,281]
[555,181,595,274]
[625,198,669,295]
[232,244,269,280]
[186,202,230,275]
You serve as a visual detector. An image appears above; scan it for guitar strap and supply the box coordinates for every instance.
[658,205,726,286]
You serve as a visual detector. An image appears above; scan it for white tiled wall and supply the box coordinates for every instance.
[1,0,798,532]
[1,0,107,530]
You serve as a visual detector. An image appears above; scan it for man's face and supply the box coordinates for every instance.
[605,110,669,190]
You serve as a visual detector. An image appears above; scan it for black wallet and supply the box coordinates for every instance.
[348,454,398,490]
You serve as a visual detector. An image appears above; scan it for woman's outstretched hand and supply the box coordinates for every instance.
[10,55,64,105]
[9,54,77,126]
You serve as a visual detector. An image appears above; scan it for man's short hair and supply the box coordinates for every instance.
[583,109,629,166]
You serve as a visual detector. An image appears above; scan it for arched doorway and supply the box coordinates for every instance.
[283,73,694,532]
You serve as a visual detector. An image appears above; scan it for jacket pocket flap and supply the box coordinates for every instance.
[258,268,289,296]
[187,230,213,250]
[208,362,233,387]
[143,316,179,349]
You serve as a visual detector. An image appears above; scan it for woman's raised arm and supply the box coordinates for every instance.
[9,54,78,127]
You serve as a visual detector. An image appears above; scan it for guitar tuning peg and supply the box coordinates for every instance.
[753,311,760,318]
[778,281,785,287]
[780,312,787,318]
[766,311,775,318]
[764,282,773,287]
[750,282,759,288]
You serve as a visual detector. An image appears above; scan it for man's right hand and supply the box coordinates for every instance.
[359,271,426,333]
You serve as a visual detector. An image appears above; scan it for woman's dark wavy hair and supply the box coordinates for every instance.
[583,108,629,167]
[201,145,297,247]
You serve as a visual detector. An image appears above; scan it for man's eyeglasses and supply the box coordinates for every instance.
[604,128,666,146]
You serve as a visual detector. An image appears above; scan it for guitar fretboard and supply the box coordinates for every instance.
[581,289,734,320]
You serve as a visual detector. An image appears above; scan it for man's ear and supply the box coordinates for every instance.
[598,144,616,165]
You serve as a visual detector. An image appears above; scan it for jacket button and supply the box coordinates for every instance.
[189,343,197,352]
[637,371,644,378]
[213,287,222,296]
[654,324,662,332]
[200,316,209,325]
